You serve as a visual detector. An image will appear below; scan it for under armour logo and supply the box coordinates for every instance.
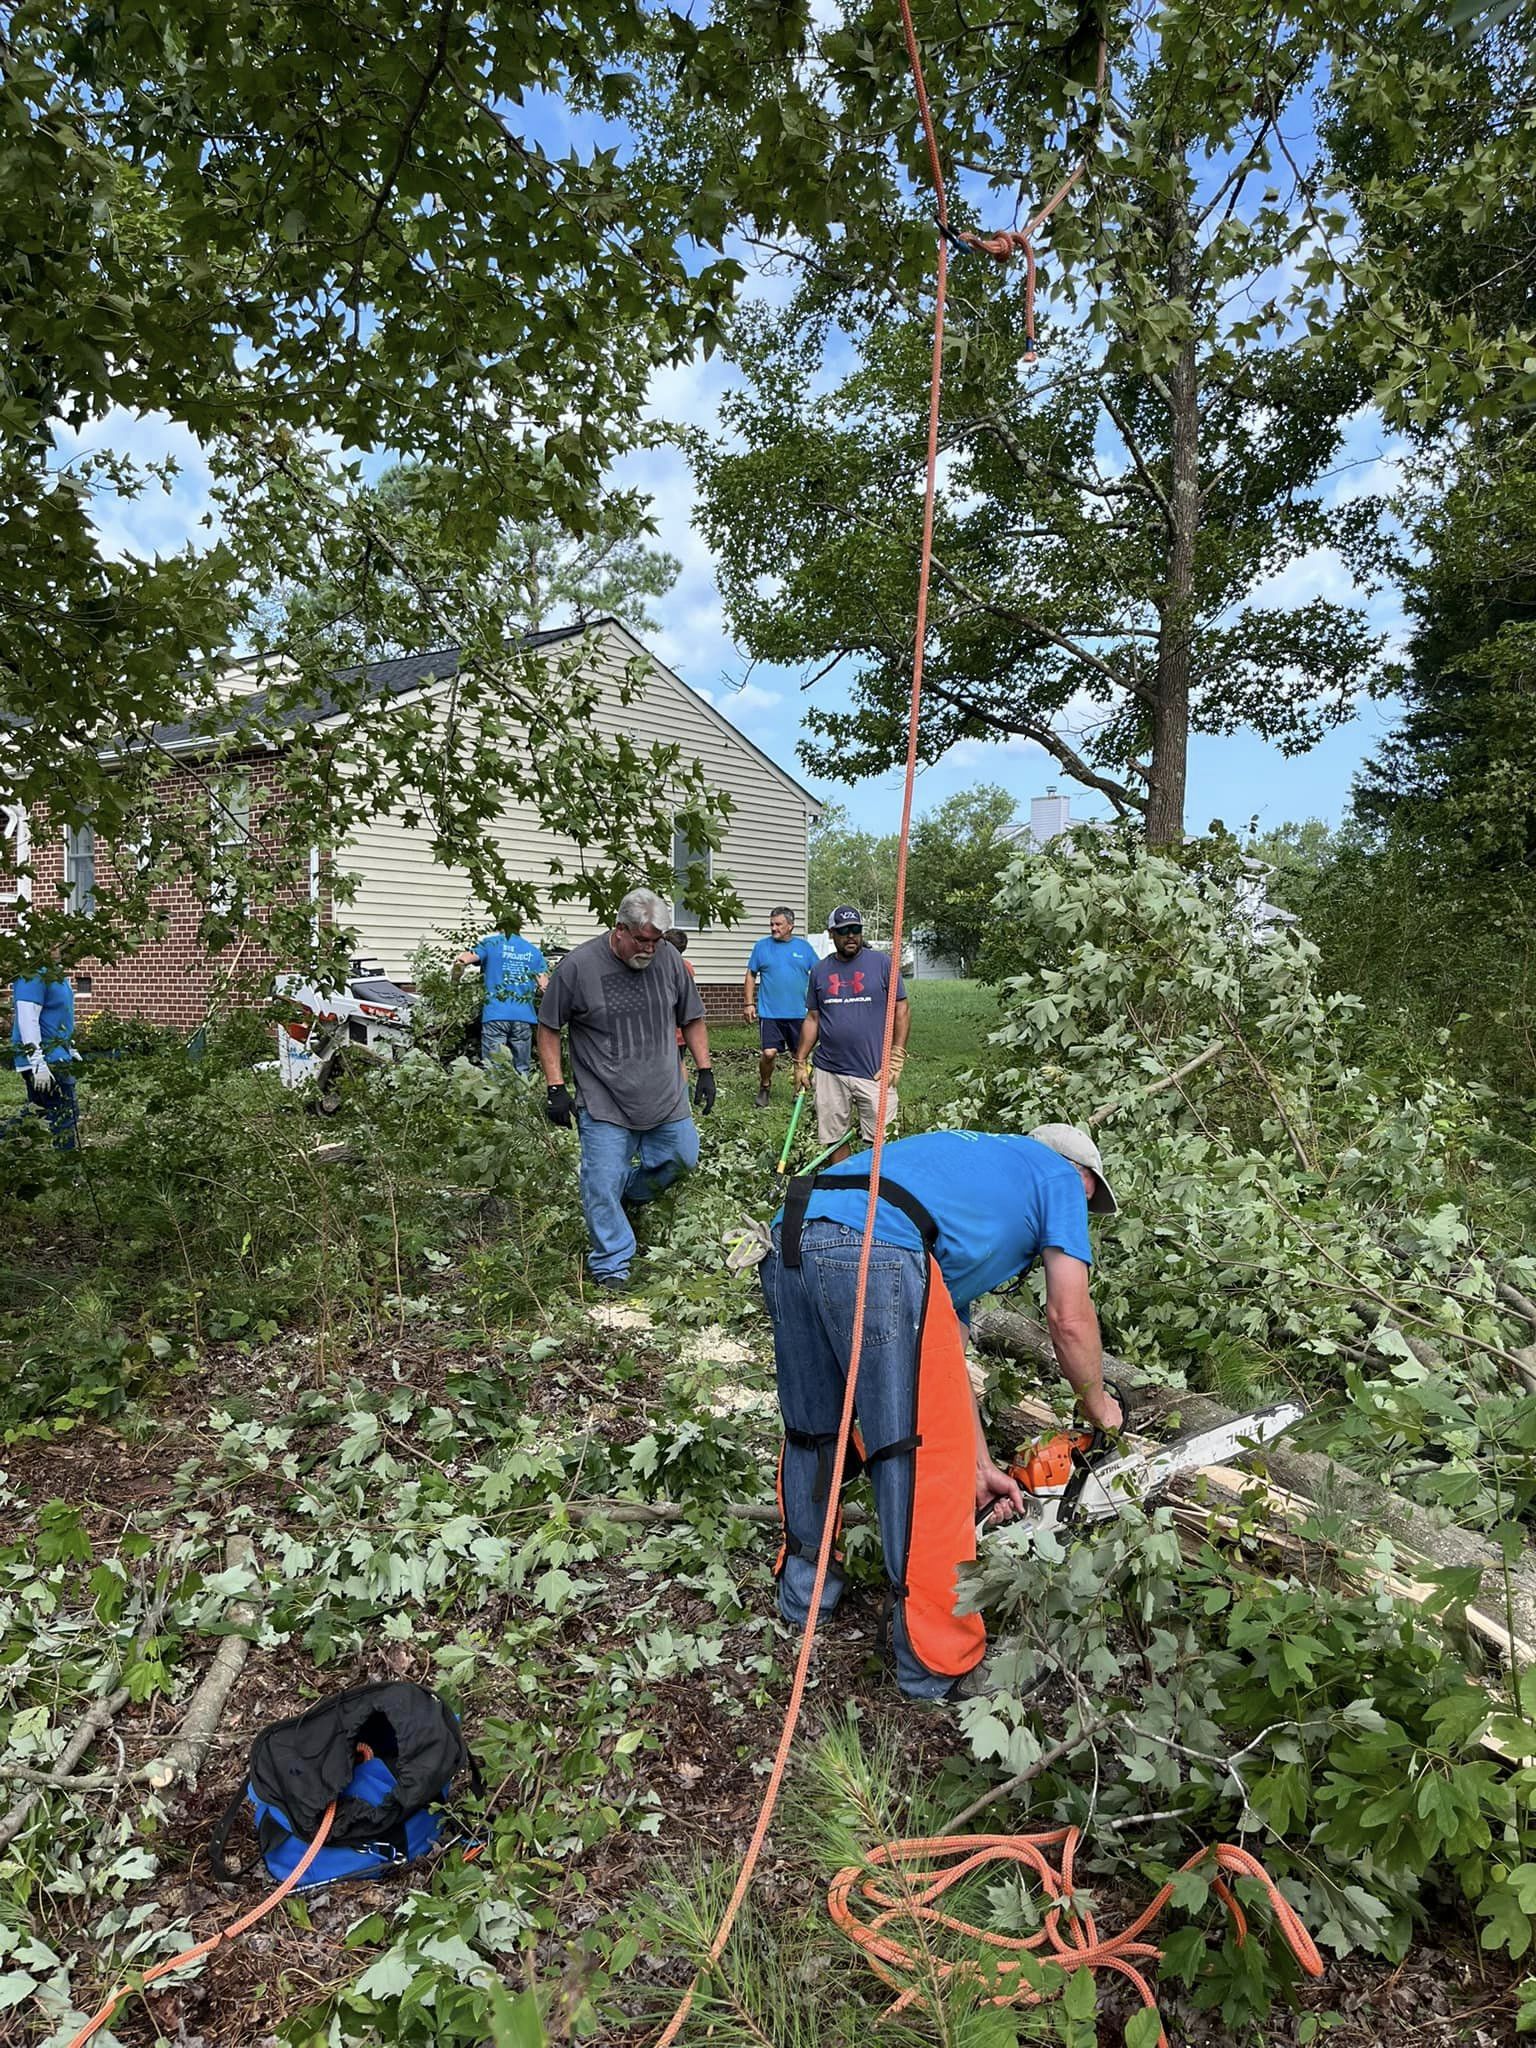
[852,970,865,994]
[827,973,842,996]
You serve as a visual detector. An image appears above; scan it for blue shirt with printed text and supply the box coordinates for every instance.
[747,933,819,1019]
[780,1130,1094,1321]
[474,933,547,1022]
[806,944,906,1077]
[10,973,76,1069]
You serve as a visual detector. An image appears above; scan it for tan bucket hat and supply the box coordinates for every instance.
[1028,1123,1119,1215]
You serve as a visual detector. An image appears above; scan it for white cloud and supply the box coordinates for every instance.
[50,407,218,562]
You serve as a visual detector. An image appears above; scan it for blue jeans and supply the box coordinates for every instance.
[760,1220,950,1699]
[481,1018,532,1073]
[30,1069,79,1150]
[8,1069,80,1151]
[577,1111,700,1280]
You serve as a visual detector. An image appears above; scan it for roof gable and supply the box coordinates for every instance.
[589,617,822,817]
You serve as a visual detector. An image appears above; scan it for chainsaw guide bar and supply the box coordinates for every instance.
[985,1399,1307,1533]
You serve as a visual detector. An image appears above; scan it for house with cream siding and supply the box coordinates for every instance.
[0,618,821,1030]
[337,618,821,1003]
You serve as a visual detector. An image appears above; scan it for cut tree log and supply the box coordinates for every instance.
[146,1536,261,1792]
[974,1303,1536,1654]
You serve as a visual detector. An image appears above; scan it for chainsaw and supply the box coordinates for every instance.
[980,1382,1306,1533]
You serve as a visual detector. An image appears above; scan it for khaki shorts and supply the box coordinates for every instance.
[814,1069,897,1146]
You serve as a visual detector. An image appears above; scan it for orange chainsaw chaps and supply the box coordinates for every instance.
[902,1263,986,1682]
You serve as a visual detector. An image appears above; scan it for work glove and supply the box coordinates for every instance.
[886,1046,907,1083]
[27,1052,55,1095]
[544,1083,574,1128]
[694,1067,717,1116]
[794,1062,811,1092]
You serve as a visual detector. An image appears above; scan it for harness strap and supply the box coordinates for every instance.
[781,1171,940,1270]
[208,1781,248,1884]
[785,1424,870,1506]
[864,1434,921,1465]
[785,1424,839,1504]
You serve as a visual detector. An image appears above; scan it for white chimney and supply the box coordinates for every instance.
[1030,786,1071,846]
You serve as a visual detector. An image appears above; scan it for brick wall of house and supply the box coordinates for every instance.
[0,755,318,1033]
[697,982,744,1024]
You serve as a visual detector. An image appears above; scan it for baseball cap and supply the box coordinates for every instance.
[1028,1122,1119,1215]
[827,905,864,931]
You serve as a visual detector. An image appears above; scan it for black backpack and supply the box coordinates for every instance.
[210,1681,479,1889]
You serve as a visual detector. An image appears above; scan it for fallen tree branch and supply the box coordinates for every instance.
[946,1711,1116,1830]
[973,1303,1536,1652]
[1087,1041,1225,1131]
[0,1579,174,1847]
[0,1685,136,1849]
[0,1763,140,1792]
[147,1537,261,1792]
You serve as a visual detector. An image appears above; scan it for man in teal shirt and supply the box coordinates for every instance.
[454,916,548,1074]
[9,965,78,1149]
[743,906,819,1109]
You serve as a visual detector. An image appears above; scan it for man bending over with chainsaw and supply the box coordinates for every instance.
[761,1123,1123,1703]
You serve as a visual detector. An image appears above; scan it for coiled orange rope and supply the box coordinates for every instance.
[829,1826,1324,2045]
[955,40,1109,361]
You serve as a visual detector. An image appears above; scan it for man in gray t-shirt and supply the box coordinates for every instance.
[537,888,715,1290]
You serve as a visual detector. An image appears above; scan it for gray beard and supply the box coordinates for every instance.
[625,954,654,970]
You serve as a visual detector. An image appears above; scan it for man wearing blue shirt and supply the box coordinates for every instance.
[762,1124,1123,1702]
[454,917,548,1074]
[9,965,79,1150]
[743,907,819,1110]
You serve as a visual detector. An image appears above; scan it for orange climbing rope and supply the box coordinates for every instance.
[955,40,1109,360]
[653,10,1113,2044]
[829,1827,1324,2045]
[64,1803,339,2048]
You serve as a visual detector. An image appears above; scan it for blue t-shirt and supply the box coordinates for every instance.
[782,1130,1093,1320]
[807,945,906,1078]
[747,933,819,1019]
[11,973,76,1069]
[474,933,547,1022]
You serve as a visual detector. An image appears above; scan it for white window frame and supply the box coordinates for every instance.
[671,823,711,932]
[209,770,252,915]
[62,820,96,915]
[0,800,29,905]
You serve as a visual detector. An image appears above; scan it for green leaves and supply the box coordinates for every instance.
[1480,1875,1536,1960]
[3,1,751,983]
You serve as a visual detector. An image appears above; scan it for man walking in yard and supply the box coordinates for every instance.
[743,906,818,1110]
[537,888,716,1291]
[762,1124,1123,1701]
[795,906,908,1164]
[453,914,548,1074]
